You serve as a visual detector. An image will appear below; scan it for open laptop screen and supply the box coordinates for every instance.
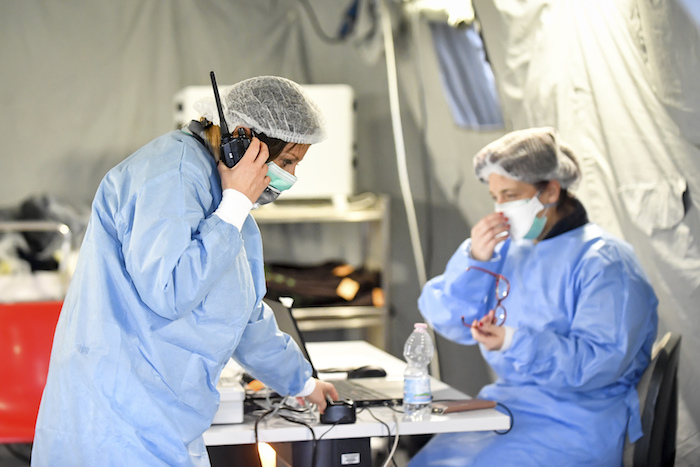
[263,298,404,407]
[264,298,318,378]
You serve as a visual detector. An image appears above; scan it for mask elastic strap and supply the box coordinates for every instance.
[536,190,557,211]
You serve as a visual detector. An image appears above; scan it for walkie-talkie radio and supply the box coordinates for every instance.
[210,71,252,168]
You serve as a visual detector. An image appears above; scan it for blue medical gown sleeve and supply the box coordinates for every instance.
[418,238,507,344]
[489,247,658,393]
[116,157,239,320]
[232,301,313,396]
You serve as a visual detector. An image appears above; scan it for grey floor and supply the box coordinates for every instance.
[675,406,700,467]
[5,431,698,466]
[0,444,31,467]
[0,441,411,467]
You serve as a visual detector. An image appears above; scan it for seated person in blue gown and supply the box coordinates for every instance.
[32,76,338,467]
[409,127,658,467]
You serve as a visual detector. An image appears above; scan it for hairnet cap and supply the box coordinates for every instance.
[473,127,581,189]
[193,76,327,145]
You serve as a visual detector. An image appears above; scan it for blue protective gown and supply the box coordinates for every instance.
[410,223,658,466]
[31,131,313,466]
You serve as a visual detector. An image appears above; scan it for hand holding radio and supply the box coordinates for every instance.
[217,136,271,202]
[210,71,271,202]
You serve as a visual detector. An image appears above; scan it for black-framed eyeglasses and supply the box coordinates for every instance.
[461,266,509,328]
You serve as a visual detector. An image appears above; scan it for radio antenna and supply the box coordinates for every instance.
[210,71,231,138]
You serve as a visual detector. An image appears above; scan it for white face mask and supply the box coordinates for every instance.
[495,192,550,241]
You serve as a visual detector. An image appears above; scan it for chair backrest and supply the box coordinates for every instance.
[0,301,62,444]
[623,332,682,467]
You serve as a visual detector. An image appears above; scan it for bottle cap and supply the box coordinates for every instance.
[414,323,428,330]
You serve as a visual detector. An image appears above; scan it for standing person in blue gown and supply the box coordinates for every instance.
[409,127,658,466]
[32,76,338,466]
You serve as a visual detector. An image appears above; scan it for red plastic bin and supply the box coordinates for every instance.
[0,301,62,444]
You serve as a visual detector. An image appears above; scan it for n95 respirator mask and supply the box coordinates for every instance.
[495,193,553,241]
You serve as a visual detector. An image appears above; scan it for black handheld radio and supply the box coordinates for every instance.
[210,71,251,168]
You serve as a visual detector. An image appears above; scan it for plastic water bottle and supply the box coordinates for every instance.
[403,322,434,420]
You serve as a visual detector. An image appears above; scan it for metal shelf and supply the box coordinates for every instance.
[291,305,385,321]
[252,196,387,224]
[293,306,387,350]
[256,194,391,349]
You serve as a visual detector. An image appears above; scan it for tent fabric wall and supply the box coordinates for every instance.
[0,0,445,377]
[1,0,499,400]
[637,0,700,145]
[472,0,700,460]
[0,0,311,208]
[4,0,699,463]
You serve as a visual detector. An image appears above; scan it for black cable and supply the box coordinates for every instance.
[278,413,318,434]
[277,413,351,467]
[383,402,404,414]
[316,422,340,443]
[255,406,320,466]
[360,0,379,45]
[494,402,513,435]
[253,408,276,445]
[365,406,399,467]
[278,413,319,463]
[255,400,357,467]
[313,415,367,466]
[297,0,346,44]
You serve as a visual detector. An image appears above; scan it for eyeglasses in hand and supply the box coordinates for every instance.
[461,266,509,328]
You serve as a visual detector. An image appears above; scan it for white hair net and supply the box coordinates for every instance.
[473,127,581,189]
[193,76,327,145]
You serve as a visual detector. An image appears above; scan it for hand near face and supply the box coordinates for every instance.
[217,137,271,202]
[470,212,509,262]
[470,309,506,351]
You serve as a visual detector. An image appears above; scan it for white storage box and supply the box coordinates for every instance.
[212,366,246,425]
[173,83,356,200]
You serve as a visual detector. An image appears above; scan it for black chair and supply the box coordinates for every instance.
[623,332,682,467]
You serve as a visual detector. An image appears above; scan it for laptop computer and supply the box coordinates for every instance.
[265,298,404,408]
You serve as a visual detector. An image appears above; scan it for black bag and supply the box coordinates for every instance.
[265,260,382,308]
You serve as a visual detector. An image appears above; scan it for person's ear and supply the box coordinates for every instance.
[542,180,561,204]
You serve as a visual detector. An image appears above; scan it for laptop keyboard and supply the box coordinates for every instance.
[332,379,392,401]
